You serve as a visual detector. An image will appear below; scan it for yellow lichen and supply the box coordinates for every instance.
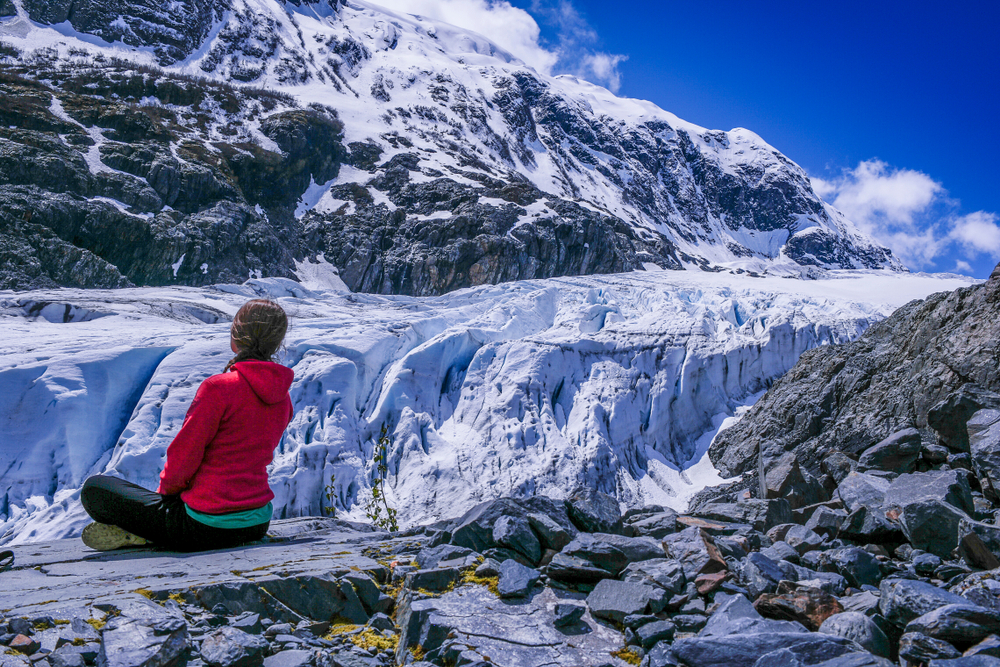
[134,588,155,600]
[323,618,361,639]
[72,638,87,647]
[168,592,186,604]
[611,647,641,665]
[350,629,398,653]
[53,619,70,626]
[458,568,500,596]
[85,618,106,631]
[409,646,426,661]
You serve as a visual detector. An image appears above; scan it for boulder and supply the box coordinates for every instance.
[200,627,269,667]
[670,632,860,667]
[959,519,1000,563]
[493,515,542,564]
[914,551,944,577]
[927,384,1000,453]
[559,533,664,576]
[662,527,728,582]
[880,578,971,628]
[741,552,785,599]
[783,526,825,555]
[415,545,474,570]
[821,547,882,589]
[566,487,622,534]
[884,469,976,516]
[812,655,894,667]
[969,409,1000,502]
[837,505,904,544]
[262,650,314,667]
[695,499,792,532]
[544,553,613,584]
[449,497,574,554]
[836,473,891,513]
[819,611,891,658]
[905,604,1000,649]
[804,507,847,538]
[753,587,844,631]
[762,453,829,510]
[700,593,809,637]
[858,428,922,473]
[951,571,1000,613]
[404,567,461,595]
[964,634,1000,659]
[621,559,686,595]
[585,579,665,624]
[636,620,675,650]
[898,631,962,663]
[98,601,189,667]
[527,513,576,552]
[928,657,1000,666]
[496,559,540,599]
[552,604,585,628]
[625,511,679,539]
[822,453,858,485]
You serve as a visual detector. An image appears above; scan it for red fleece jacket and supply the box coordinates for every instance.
[158,360,294,513]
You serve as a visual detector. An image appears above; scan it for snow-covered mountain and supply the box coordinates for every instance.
[0,270,972,544]
[0,0,899,295]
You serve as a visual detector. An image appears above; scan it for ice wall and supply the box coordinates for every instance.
[0,271,974,543]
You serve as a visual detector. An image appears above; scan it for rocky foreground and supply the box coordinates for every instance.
[5,394,1000,667]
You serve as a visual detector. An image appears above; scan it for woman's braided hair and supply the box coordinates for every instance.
[224,299,288,372]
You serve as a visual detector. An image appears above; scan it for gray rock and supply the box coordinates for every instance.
[836,473,890,513]
[636,621,675,650]
[559,533,664,576]
[48,646,87,667]
[585,579,665,624]
[493,515,542,564]
[621,559,687,595]
[900,499,970,558]
[341,574,391,617]
[449,497,574,554]
[884,469,976,516]
[928,385,1000,453]
[812,654,894,667]
[906,604,1000,648]
[804,507,847,538]
[783,526,825,555]
[700,593,808,638]
[880,578,971,628]
[762,541,801,564]
[836,505,904,543]
[544,553,613,584]
[497,559,539,599]
[405,568,461,594]
[822,453,857,485]
[964,634,1000,658]
[951,571,1000,613]
[929,657,1000,667]
[365,614,394,633]
[694,499,792,532]
[839,591,881,616]
[819,612,890,658]
[898,631,962,663]
[670,632,860,667]
[200,627,269,667]
[914,552,943,576]
[925,443,952,464]
[821,547,881,589]
[661,527,728,582]
[970,409,1000,502]
[742,552,784,599]
[230,614,262,635]
[527,513,576,552]
[672,614,708,633]
[567,488,622,534]
[625,511,679,539]
[415,545,473,570]
[858,428,922,473]
[552,604,585,628]
[474,558,502,578]
[959,519,1000,561]
[762,453,829,510]
[624,614,660,629]
[98,603,189,667]
[262,650,314,667]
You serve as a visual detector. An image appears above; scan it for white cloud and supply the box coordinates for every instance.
[948,211,1000,258]
[812,160,999,273]
[369,0,626,91]
[371,0,559,73]
[952,259,974,274]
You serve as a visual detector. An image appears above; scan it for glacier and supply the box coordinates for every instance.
[0,269,973,544]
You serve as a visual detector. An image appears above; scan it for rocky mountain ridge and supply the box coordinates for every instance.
[0,0,899,294]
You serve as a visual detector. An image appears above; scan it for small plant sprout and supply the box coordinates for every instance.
[365,425,399,532]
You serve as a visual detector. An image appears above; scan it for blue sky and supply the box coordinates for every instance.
[407,0,999,277]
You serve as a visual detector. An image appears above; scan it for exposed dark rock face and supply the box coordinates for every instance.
[710,269,1000,480]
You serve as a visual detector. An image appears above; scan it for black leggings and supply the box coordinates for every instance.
[81,475,269,552]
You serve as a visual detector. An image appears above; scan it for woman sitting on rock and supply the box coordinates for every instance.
[80,299,294,552]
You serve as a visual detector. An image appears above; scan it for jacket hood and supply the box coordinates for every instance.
[233,361,294,404]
